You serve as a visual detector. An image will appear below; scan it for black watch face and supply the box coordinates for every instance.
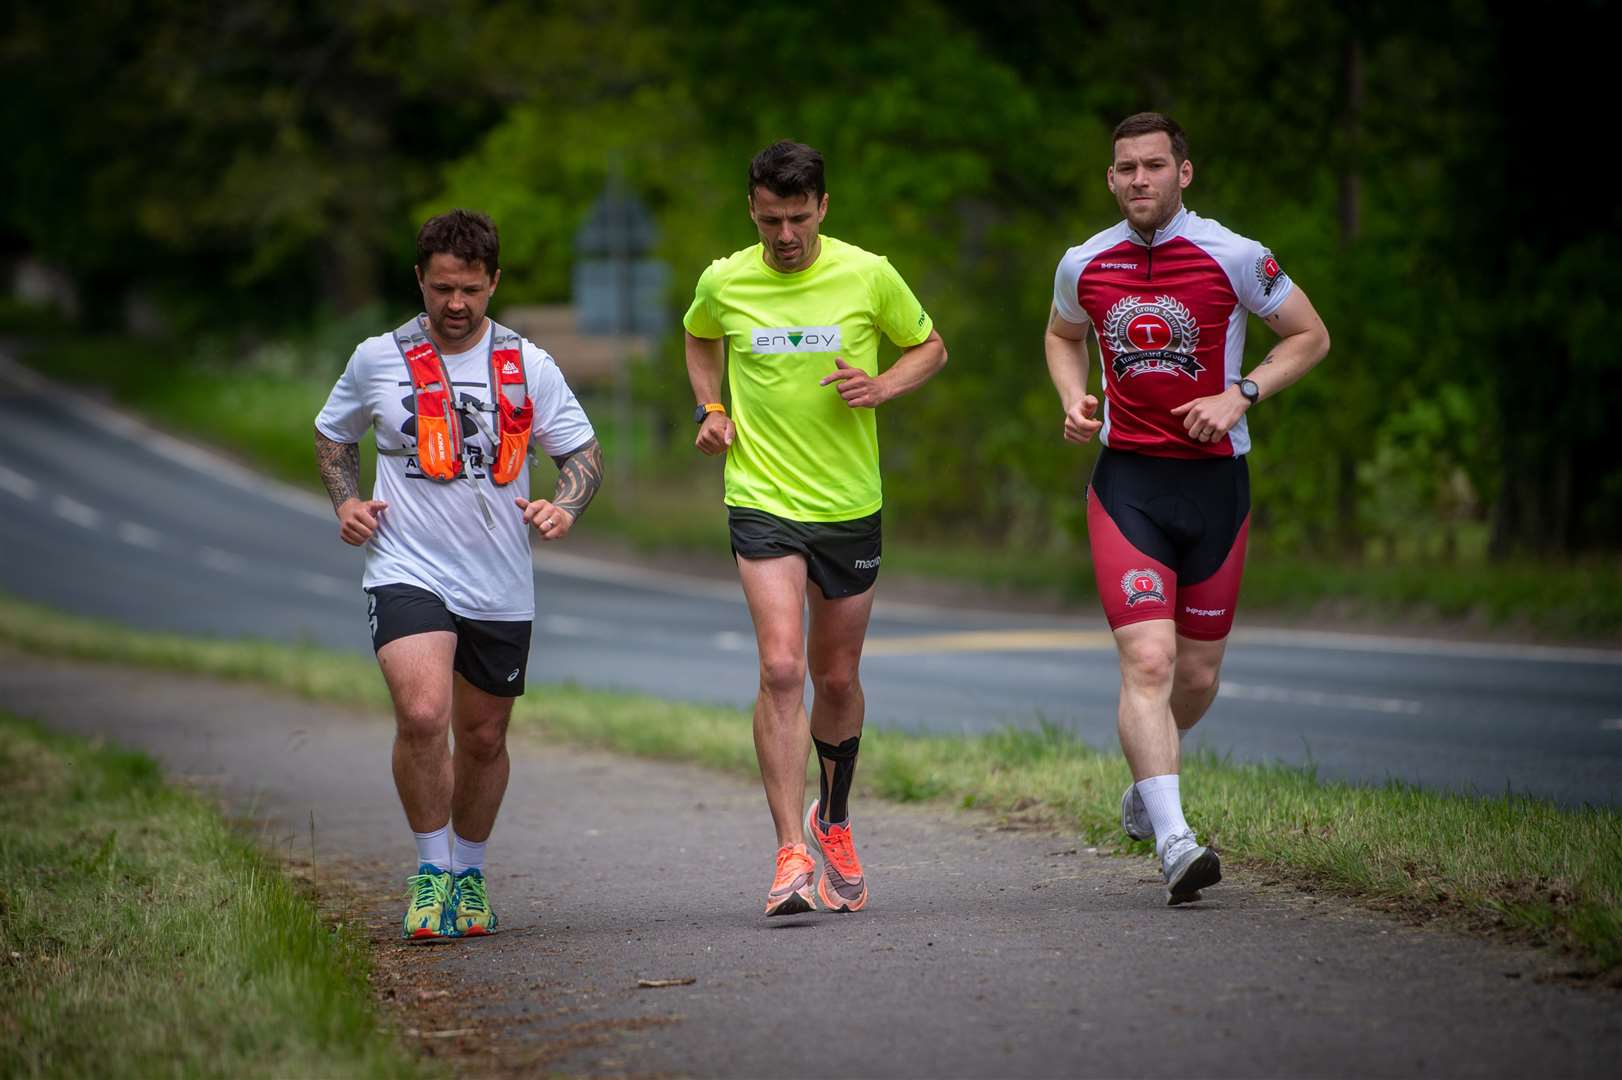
[694,405,708,424]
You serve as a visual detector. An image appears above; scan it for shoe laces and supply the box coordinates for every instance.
[819,823,862,878]
[408,870,447,909]
[456,872,488,913]
[774,844,811,886]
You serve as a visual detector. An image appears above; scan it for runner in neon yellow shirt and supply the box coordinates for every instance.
[684,140,948,918]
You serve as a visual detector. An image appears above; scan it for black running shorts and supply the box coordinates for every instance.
[728,506,882,599]
[365,583,532,697]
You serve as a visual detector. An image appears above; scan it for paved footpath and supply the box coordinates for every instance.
[3,653,1616,1078]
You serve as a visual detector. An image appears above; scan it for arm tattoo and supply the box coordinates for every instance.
[1258,350,1278,367]
[550,438,603,519]
[314,430,360,511]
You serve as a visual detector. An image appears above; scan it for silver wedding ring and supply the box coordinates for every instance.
[542,518,554,528]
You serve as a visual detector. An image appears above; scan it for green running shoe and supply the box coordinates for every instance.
[402,864,453,940]
[452,868,498,936]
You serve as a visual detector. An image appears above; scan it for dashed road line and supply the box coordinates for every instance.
[294,571,353,598]
[117,521,162,550]
[52,495,100,529]
[0,464,36,500]
[199,546,248,575]
[1220,681,1424,715]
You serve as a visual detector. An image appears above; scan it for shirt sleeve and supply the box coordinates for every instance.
[870,257,933,348]
[1052,249,1088,325]
[1235,240,1294,317]
[682,263,725,339]
[526,344,597,457]
[314,347,371,443]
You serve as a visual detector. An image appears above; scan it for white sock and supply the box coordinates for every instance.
[451,831,487,874]
[1136,774,1193,854]
[413,825,451,871]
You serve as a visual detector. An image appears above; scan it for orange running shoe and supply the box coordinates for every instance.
[805,799,869,912]
[764,842,816,917]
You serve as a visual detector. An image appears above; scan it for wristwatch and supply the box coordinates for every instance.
[693,402,726,424]
[1238,379,1260,404]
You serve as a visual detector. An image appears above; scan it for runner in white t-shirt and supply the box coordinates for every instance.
[314,210,600,942]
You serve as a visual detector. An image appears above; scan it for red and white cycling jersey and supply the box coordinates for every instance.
[1052,207,1292,458]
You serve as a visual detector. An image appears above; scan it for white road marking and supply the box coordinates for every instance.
[0,353,330,520]
[199,546,247,574]
[0,464,37,500]
[541,614,589,635]
[7,353,1618,671]
[1232,627,1621,667]
[1601,718,1622,731]
[117,521,162,550]
[52,495,100,529]
[1220,680,1424,716]
[713,630,750,651]
[294,571,352,598]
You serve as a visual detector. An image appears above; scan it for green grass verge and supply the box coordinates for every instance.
[2,595,1618,974]
[16,337,1622,638]
[0,713,429,1079]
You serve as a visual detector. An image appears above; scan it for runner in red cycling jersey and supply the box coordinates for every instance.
[1044,113,1330,904]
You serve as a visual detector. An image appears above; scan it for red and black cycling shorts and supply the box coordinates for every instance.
[1085,447,1250,641]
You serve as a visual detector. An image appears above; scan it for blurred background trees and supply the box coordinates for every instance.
[3,0,1616,562]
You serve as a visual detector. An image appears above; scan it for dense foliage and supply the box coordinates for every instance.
[4,0,1616,557]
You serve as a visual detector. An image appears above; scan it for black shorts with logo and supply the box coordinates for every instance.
[728,506,882,599]
[365,584,533,697]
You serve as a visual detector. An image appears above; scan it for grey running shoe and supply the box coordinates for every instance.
[1161,833,1221,906]
[1120,783,1152,841]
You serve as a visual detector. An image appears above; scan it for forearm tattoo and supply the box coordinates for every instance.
[550,438,603,520]
[314,430,360,511]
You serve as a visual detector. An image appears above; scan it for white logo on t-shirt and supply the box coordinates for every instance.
[752,326,842,354]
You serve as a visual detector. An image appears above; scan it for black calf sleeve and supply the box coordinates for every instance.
[813,734,861,824]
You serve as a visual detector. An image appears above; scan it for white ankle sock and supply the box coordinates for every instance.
[451,831,487,874]
[413,825,451,871]
[1135,774,1193,854]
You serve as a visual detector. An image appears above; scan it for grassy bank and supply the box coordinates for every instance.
[0,712,427,1079]
[2,594,1617,974]
[16,337,1622,639]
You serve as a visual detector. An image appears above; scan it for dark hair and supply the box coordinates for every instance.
[1112,112,1189,164]
[416,209,500,277]
[748,140,825,202]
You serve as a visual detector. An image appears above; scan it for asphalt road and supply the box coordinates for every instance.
[6,657,1616,1079]
[1,353,1618,805]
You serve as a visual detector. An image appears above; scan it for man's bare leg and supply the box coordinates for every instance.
[1115,619,1180,781]
[377,631,458,833]
[1170,634,1228,737]
[806,584,877,819]
[449,674,514,844]
[736,554,812,847]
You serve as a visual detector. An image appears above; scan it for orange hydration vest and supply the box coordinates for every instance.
[380,315,535,527]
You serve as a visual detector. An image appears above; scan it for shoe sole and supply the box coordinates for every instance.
[1166,849,1222,906]
[804,800,869,913]
[765,889,816,917]
[1121,784,1152,842]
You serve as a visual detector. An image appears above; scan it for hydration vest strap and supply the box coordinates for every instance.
[390,317,465,483]
[485,324,535,485]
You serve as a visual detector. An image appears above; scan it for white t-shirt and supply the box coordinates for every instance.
[315,319,595,620]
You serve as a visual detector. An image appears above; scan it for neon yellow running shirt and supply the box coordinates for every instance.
[683,235,933,521]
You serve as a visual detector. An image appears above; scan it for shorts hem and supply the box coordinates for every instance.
[1106,610,1177,633]
[1173,624,1234,642]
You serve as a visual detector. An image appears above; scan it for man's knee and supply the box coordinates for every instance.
[759,650,807,699]
[1175,660,1221,699]
[455,715,509,763]
[811,665,861,706]
[395,699,450,745]
[1119,638,1176,690]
